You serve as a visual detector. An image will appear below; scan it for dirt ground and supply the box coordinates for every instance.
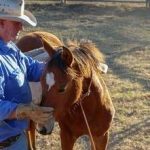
[22,2,150,150]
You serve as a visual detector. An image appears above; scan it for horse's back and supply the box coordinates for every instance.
[16,31,63,52]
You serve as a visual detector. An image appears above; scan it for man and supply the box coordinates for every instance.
[0,0,54,149]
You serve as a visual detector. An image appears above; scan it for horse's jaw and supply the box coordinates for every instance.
[54,109,68,122]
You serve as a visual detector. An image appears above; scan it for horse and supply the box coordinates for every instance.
[17,31,63,52]
[18,32,115,150]
[38,37,115,150]
[16,31,63,150]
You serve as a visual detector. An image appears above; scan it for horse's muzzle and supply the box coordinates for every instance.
[36,117,55,135]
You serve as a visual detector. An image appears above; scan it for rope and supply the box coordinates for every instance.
[78,72,96,150]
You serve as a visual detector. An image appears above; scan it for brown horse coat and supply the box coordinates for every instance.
[40,38,115,150]
[17,31,63,52]
[17,32,115,150]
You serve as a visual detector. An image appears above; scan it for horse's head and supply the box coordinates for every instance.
[40,45,83,120]
[38,39,108,134]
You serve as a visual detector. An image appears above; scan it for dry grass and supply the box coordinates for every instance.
[22,1,150,150]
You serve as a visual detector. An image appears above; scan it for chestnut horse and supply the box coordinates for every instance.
[39,38,115,150]
[17,32,115,149]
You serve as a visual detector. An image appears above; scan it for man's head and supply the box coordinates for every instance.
[0,0,37,42]
[0,19,23,42]
[0,0,37,26]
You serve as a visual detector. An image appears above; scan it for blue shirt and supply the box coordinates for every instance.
[0,39,45,142]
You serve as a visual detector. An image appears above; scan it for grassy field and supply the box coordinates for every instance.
[22,1,150,150]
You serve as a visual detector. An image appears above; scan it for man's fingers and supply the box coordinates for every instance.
[40,107,54,112]
[34,116,55,124]
[33,110,54,116]
[33,113,54,121]
[34,106,54,113]
[39,113,53,118]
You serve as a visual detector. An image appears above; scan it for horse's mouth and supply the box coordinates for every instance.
[36,117,55,135]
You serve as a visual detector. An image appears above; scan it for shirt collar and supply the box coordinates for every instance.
[0,39,18,53]
[0,39,9,53]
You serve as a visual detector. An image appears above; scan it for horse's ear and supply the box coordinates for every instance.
[61,46,74,67]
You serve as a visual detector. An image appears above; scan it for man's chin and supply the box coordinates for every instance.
[11,35,19,42]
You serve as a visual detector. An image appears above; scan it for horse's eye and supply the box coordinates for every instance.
[58,84,67,93]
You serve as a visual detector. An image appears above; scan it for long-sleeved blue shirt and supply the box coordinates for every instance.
[0,39,45,142]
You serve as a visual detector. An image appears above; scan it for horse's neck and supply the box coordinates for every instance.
[92,73,104,98]
[67,75,101,118]
[83,71,104,100]
[82,72,107,110]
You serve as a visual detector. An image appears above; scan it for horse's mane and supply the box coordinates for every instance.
[47,39,105,80]
[66,39,105,78]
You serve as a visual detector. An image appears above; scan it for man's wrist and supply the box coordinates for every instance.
[7,110,17,120]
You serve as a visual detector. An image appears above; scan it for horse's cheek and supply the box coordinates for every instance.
[45,92,57,108]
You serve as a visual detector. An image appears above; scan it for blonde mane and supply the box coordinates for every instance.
[66,40,105,78]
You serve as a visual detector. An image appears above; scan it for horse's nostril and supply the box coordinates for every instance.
[38,127,47,135]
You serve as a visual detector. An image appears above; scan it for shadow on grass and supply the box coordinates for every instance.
[106,46,150,90]
[108,117,150,148]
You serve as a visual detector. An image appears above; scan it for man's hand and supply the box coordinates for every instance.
[16,103,54,125]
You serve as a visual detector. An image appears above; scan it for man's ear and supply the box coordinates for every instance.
[61,46,74,67]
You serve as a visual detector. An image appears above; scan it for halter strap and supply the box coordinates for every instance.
[78,71,96,150]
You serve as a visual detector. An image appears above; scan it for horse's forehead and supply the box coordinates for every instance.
[45,72,55,91]
[45,68,67,86]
